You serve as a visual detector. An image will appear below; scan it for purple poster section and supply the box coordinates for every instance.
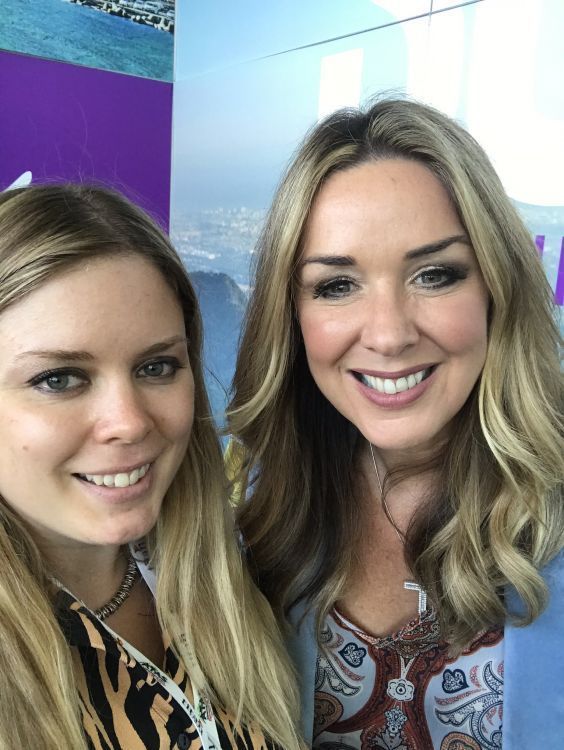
[0,50,172,228]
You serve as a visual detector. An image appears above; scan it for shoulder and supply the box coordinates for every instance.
[286,602,317,745]
[503,550,564,748]
[506,548,564,621]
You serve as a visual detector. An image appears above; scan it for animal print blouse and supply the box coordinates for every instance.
[55,589,279,750]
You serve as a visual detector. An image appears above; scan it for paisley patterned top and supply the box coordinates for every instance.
[313,607,504,750]
[55,589,278,750]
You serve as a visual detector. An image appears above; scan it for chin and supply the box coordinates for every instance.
[91,516,158,547]
[364,429,443,460]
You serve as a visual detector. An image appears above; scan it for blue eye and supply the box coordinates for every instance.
[414,265,468,289]
[137,358,182,379]
[45,374,70,391]
[313,277,357,299]
[30,370,87,393]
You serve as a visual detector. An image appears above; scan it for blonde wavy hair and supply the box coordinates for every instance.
[228,97,564,650]
[0,185,302,750]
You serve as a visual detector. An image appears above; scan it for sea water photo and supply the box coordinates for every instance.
[0,0,174,80]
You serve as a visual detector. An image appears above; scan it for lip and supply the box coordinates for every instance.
[73,462,154,504]
[351,366,438,409]
[352,363,436,379]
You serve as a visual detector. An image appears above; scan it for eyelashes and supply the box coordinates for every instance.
[312,277,357,299]
[412,265,469,288]
[28,357,187,395]
[29,368,86,393]
[308,264,470,300]
[136,357,186,380]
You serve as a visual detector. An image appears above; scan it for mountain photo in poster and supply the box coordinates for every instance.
[0,0,174,81]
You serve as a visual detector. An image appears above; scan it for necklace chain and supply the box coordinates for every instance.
[51,551,140,621]
[368,441,405,544]
[95,553,139,620]
[368,442,428,614]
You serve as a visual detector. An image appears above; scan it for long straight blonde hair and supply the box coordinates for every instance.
[0,185,302,749]
[228,97,564,650]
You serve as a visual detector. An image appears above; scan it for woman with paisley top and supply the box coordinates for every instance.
[228,98,564,749]
[0,184,303,750]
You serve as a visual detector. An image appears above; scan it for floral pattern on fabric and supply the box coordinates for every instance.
[313,608,503,750]
[435,662,503,749]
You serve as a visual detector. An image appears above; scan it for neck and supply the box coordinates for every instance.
[370,440,443,473]
[360,443,436,533]
[40,539,128,609]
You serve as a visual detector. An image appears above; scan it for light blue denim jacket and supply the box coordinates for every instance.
[288,550,564,749]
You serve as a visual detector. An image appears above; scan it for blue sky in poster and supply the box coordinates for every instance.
[172,19,411,211]
[175,0,429,78]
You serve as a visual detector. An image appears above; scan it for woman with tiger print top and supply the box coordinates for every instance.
[0,184,303,750]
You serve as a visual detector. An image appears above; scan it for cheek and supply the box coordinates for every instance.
[159,386,195,444]
[462,310,488,360]
[0,411,73,466]
[0,413,74,509]
[299,309,356,364]
[431,292,489,359]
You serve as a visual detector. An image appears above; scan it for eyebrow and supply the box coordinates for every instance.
[404,234,470,260]
[300,254,356,268]
[301,234,470,268]
[16,336,190,362]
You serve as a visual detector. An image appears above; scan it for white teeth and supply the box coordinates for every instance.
[383,378,396,395]
[79,463,151,488]
[360,368,430,394]
[114,473,129,488]
[395,377,409,393]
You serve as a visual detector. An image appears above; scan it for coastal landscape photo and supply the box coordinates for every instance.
[0,0,174,80]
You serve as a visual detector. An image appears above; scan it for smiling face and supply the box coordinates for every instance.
[0,254,194,551]
[296,158,490,465]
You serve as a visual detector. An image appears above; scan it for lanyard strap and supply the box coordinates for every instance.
[130,543,223,749]
[102,620,222,750]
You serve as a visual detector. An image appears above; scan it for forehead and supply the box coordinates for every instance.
[302,158,462,256]
[0,255,185,351]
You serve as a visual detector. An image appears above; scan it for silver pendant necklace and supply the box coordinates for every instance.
[368,442,428,615]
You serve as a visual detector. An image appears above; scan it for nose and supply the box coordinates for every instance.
[92,380,154,445]
[359,287,419,357]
